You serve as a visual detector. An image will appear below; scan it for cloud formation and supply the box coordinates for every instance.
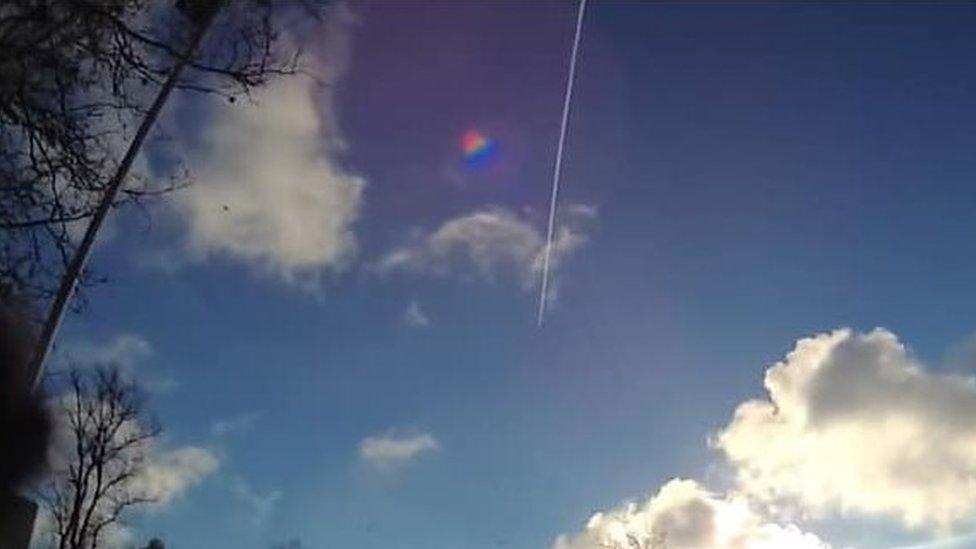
[45,395,219,507]
[713,328,976,531]
[55,333,175,392]
[53,446,217,548]
[359,431,439,469]
[558,328,976,548]
[231,477,282,526]
[402,299,431,328]
[130,446,219,506]
[58,332,150,367]
[554,479,829,549]
[212,411,264,437]
[36,395,218,548]
[173,6,364,288]
[377,205,594,298]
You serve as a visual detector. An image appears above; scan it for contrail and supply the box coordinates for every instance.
[538,0,588,326]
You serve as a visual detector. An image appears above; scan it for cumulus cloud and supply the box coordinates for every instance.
[34,362,220,548]
[559,327,976,548]
[33,383,219,548]
[45,393,219,507]
[554,478,829,549]
[376,205,593,299]
[33,445,217,549]
[359,431,439,469]
[713,328,976,531]
[172,5,364,288]
[402,299,431,328]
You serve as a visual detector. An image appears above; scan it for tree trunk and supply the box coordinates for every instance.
[26,4,221,394]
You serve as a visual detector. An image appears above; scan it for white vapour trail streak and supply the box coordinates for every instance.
[537,0,588,326]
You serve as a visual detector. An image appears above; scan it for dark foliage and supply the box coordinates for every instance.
[0,300,50,495]
[0,0,318,307]
[36,367,160,549]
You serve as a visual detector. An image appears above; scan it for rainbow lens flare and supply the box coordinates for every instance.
[461,129,496,167]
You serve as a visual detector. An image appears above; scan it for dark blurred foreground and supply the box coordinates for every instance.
[0,302,51,547]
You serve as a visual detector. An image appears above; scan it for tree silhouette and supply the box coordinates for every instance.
[35,368,161,549]
[0,0,318,305]
[1,0,332,392]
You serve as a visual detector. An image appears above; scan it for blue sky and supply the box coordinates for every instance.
[45,1,976,548]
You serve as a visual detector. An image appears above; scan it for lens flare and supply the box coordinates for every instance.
[461,129,496,167]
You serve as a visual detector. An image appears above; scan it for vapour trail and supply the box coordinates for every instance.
[538,0,588,326]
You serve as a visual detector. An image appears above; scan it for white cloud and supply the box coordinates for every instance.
[376,208,540,279]
[559,327,976,549]
[131,446,219,506]
[45,393,219,507]
[713,328,976,532]
[212,411,264,437]
[172,5,364,288]
[231,477,282,526]
[402,299,430,328]
[359,431,439,469]
[376,205,593,299]
[58,333,151,370]
[34,445,217,548]
[55,333,175,392]
[554,478,829,549]
[565,204,599,219]
[34,389,218,548]
[891,531,976,549]
[31,509,134,549]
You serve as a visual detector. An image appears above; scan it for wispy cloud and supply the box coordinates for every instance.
[231,477,282,526]
[57,333,151,370]
[890,531,976,549]
[401,299,430,329]
[55,333,176,392]
[359,431,439,470]
[211,411,264,437]
[376,205,594,302]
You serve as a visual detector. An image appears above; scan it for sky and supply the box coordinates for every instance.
[36,1,976,548]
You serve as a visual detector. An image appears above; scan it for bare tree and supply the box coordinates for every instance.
[0,0,320,305]
[35,368,161,549]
